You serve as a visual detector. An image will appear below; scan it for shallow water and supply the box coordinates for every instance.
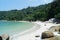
[0,21,33,35]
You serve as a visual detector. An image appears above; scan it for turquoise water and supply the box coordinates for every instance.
[0,21,33,35]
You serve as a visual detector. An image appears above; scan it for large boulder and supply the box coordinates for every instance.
[41,31,54,39]
[47,18,60,23]
[0,36,2,40]
[42,37,58,40]
[1,34,9,40]
[49,26,60,32]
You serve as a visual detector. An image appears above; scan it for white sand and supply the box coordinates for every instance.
[11,21,60,40]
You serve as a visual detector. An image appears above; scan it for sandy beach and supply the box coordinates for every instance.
[10,21,60,40]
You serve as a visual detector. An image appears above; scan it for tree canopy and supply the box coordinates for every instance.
[0,0,60,21]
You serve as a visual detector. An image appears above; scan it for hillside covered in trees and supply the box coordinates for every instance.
[0,0,60,21]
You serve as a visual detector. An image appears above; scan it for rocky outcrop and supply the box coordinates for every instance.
[0,36,2,40]
[41,31,59,40]
[47,18,60,23]
[42,37,58,40]
[49,26,60,32]
[41,31,54,39]
[1,34,9,40]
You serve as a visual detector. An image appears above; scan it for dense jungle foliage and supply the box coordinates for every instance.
[0,0,60,21]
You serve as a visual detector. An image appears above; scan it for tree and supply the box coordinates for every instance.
[55,13,60,19]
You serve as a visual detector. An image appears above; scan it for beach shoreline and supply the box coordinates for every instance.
[11,21,41,40]
[9,21,60,40]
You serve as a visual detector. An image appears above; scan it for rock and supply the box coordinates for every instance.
[48,18,56,23]
[58,28,60,34]
[1,34,9,40]
[6,37,9,40]
[41,31,54,39]
[47,18,60,23]
[35,35,40,38]
[0,36,2,40]
[42,37,58,40]
[49,26,60,32]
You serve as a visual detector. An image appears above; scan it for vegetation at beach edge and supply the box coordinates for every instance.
[0,0,60,21]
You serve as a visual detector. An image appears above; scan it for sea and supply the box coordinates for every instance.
[0,21,33,35]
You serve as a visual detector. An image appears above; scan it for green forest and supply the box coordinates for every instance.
[0,0,60,21]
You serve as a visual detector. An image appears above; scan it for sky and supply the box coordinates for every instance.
[0,0,53,11]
